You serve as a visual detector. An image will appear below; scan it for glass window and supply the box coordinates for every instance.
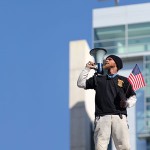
[146,63,150,70]
[94,26,125,41]
[145,77,150,85]
[146,97,150,103]
[94,43,118,54]
[146,105,150,110]
[95,39,125,48]
[146,119,150,128]
[145,86,150,97]
[146,105,150,118]
[146,111,150,118]
[145,56,150,61]
[128,22,150,53]
[145,63,150,76]
[128,37,150,52]
[147,140,150,150]
[129,37,150,45]
[127,44,146,52]
[136,118,145,133]
[94,26,126,54]
[93,22,150,54]
[128,22,150,37]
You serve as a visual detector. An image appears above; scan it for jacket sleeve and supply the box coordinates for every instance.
[77,67,90,89]
[125,78,137,108]
[126,95,137,108]
[77,67,95,89]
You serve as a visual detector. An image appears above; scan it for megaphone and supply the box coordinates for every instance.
[90,48,107,74]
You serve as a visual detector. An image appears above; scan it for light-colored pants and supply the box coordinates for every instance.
[94,115,130,150]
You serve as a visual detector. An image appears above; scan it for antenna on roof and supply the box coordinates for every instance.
[115,0,119,6]
[98,0,119,6]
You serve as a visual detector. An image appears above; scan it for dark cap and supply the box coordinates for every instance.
[106,55,123,70]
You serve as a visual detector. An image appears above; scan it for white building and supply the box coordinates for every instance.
[70,2,150,150]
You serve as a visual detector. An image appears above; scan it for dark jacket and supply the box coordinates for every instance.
[86,74,136,117]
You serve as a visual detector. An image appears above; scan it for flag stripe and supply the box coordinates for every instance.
[128,64,146,91]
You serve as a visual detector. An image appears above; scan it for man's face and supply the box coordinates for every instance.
[103,57,117,69]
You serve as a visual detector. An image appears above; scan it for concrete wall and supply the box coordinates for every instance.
[93,3,150,28]
[69,40,95,150]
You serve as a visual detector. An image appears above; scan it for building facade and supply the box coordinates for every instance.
[70,2,150,150]
[93,3,150,150]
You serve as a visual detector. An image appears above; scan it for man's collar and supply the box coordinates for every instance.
[107,73,117,78]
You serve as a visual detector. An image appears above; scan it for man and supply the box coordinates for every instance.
[77,55,137,150]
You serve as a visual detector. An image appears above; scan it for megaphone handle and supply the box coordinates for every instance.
[97,63,103,74]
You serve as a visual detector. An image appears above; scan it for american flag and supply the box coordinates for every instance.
[128,64,146,91]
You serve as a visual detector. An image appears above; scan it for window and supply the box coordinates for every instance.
[94,25,125,54]
[127,22,150,52]
[93,22,150,54]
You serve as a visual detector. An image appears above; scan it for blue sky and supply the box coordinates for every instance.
[0,0,149,150]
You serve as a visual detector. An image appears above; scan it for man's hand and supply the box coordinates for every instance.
[120,100,128,108]
[86,61,96,69]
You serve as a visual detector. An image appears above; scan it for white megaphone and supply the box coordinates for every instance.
[90,48,107,74]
